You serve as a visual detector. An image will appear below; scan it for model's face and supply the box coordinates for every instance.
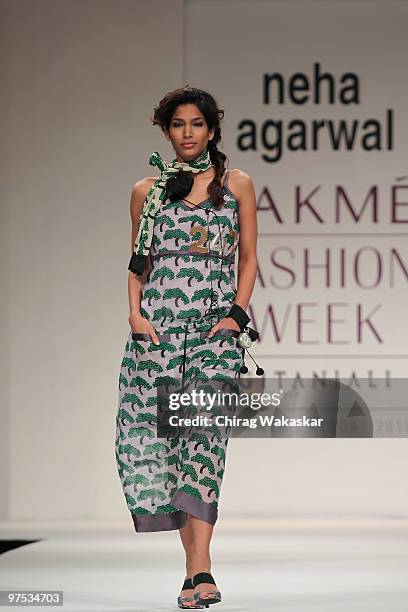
[164,104,214,162]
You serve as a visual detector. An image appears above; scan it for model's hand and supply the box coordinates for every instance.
[129,313,160,345]
[207,316,241,337]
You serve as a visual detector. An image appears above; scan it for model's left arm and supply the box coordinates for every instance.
[208,170,257,335]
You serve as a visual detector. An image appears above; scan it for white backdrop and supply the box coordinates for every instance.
[1,0,408,529]
[186,0,408,378]
[1,0,185,525]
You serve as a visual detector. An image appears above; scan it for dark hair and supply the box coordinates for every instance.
[151,85,228,208]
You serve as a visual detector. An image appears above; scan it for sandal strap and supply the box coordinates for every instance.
[182,577,194,590]
[192,572,216,587]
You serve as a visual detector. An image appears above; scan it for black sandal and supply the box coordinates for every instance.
[192,572,222,607]
[178,577,206,609]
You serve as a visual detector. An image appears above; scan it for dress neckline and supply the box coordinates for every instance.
[180,171,230,210]
[179,197,212,210]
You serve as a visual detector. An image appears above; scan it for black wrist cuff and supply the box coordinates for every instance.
[128,253,147,276]
[227,303,250,331]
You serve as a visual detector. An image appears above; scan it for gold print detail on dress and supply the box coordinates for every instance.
[189,225,208,253]
[189,225,225,255]
[226,229,239,256]
[209,231,223,255]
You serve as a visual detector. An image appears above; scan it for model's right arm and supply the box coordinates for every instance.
[128,179,160,345]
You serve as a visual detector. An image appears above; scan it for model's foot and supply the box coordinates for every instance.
[192,572,220,601]
[179,576,202,608]
[194,582,220,600]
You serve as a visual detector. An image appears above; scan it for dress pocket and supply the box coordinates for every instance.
[212,328,240,338]
[131,332,153,342]
[131,332,172,343]
[198,328,240,341]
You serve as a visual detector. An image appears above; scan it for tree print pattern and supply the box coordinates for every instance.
[139,176,240,334]
[115,172,243,532]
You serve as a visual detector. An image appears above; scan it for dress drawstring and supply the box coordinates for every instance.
[181,319,191,393]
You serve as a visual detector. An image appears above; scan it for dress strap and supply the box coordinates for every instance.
[222,170,230,190]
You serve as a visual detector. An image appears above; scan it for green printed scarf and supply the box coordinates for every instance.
[128,148,212,275]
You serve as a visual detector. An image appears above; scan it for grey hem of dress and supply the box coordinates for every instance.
[132,509,187,533]
[131,490,218,533]
[170,489,218,525]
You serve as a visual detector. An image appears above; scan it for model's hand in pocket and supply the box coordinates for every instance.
[129,312,160,345]
[207,316,241,337]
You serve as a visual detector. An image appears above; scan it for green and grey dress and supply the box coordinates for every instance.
[115,171,244,532]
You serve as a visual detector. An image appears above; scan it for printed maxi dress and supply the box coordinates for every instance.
[115,171,244,533]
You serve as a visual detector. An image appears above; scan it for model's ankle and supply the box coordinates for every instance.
[188,544,211,571]
[190,559,211,575]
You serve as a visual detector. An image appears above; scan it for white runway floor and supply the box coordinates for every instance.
[0,518,408,611]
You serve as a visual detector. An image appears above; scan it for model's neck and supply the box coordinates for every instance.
[175,147,208,164]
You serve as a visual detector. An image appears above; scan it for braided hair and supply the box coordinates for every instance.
[151,85,229,208]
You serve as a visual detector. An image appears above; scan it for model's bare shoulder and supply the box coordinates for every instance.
[227,169,255,202]
[130,176,159,216]
[131,176,159,200]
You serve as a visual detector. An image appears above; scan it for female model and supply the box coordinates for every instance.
[115,86,258,608]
